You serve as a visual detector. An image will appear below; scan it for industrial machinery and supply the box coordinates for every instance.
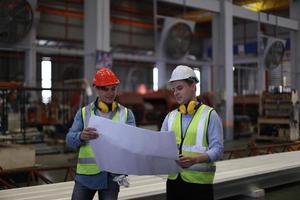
[234,95,259,138]
[118,90,215,130]
[257,90,299,141]
[118,90,177,130]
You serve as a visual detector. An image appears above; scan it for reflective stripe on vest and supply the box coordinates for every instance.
[76,102,128,175]
[78,157,97,164]
[168,104,215,184]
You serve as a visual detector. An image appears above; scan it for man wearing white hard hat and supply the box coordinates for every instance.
[161,65,224,200]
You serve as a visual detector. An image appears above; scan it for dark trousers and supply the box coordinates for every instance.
[166,175,214,200]
[71,179,119,200]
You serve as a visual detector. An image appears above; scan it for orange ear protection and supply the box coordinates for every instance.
[178,100,198,115]
[98,101,118,113]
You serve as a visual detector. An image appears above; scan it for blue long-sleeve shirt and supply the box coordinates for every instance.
[66,104,136,190]
[160,109,224,162]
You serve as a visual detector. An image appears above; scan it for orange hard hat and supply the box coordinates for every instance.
[93,67,120,87]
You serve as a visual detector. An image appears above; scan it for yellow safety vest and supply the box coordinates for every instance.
[167,104,215,184]
[76,102,128,175]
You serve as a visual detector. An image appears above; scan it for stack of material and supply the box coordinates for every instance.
[0,175,166,200]
[0,144,35,170]
[1,151,300,199]
[257,91,299,141]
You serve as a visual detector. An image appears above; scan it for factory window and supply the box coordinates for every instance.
[153,67,158,91]
[41,58,52,104]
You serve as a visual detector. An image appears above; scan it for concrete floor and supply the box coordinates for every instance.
[130,181,300,200]
[222,181,300,200]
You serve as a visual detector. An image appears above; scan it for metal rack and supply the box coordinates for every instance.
[257,91,299,141]
[0,83,87,144]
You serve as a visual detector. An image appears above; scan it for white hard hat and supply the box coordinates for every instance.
[169,65,199,83]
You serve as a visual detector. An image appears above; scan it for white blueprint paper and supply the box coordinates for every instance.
[88,115,181,175]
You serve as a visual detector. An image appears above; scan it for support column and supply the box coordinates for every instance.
[156,61,167,89]
[153,0,166,89]
[23,0,37,87]
[201,39,212,93]
[201,65,211,93]
[84,0,110,100]
[257,41,266,92]
[212,1,234,140]
[257,21,266,93]
[290,0,300,93]
[24,45,36,87]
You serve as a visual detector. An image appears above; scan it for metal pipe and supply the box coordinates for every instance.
[36,5,207,36]
[37,5,83,19]
[111,17,153,29]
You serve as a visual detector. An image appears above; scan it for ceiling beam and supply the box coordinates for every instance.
[232,4,298,30]
[159,0,298,31]
[159,0,220,13]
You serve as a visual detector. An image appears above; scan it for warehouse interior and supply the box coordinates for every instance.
[1,0,300,199]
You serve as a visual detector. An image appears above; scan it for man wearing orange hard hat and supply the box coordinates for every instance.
[66,67,136,200]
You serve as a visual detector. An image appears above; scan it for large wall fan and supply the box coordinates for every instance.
[263,37,286,70]
[164,22,193,59]
[157,17,195,61]
[0,0,34,44]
